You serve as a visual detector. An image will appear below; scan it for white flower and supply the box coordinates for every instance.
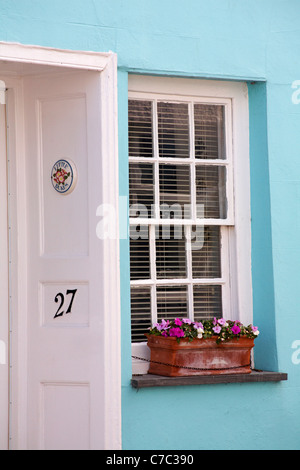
[253,330,260,336]
[197,328,204,339]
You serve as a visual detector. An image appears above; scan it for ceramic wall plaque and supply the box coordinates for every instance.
[51,159,78,195]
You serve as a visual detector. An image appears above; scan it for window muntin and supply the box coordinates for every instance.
[129,95,232,344]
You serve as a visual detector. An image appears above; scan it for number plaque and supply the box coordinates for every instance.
[54,289,78,319]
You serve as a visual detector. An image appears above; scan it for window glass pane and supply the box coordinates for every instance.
[157,286,188,320]
[131,287,152,343]
[194,104,226,160]
[129,98,232,345]
[192,226,221,279]
[156,226,186,279]
[129,100,153,158]
[196,165,227,218]
[129,162,154,217]
[158,102,190,159]
[130,226,150,280]
[159,164,191,218]
[193,285,222,320]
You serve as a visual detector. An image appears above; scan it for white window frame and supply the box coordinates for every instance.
[129,75,252,375]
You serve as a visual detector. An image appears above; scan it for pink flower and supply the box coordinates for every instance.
[213,317,218,326]
[182,318,192,324]
[161,319,170,330]
[154,319,170,331]
[213,325,222,334]
[252,326,258,332]
[174,318,183,326]
[218,318,226,326]
[169,327,185,338]
[231,325,241,335]
[161,331,168,337]
[193,321,203,330]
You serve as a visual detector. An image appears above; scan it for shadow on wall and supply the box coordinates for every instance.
[248,81,278,371]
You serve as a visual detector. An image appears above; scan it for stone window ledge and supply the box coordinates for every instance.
[131,370,288,389]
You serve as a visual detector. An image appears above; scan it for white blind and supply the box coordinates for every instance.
[157,286,188,321]
[159,164,191,217]
[128,98,226,342]
[131,287,152,343]
[192,226,221,279]
[196,165,227,219]
[130,226,150,280]
[193,285,222,320]
[129,162,154,216]
[130,227,221,281]
[158,102,190,159]
[156,226,187,279]
[129,100,153,158]
[194,104,226,160]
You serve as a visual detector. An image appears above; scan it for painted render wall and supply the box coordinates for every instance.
[0,0,300,450]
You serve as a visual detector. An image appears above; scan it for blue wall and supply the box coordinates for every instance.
[1,0,300,450]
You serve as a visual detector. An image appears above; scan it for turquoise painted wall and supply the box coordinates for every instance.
[1,0,300,450]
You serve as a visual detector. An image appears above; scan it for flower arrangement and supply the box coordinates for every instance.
[52,167,71,186]
[148,317,259,344]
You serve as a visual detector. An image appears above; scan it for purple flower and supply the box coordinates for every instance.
[169,327,185,338]
[231,325,241,335]
[161,319,170,330]
[182,318,192,324]
[218,318,226,326]
[213,325,222,334]
[154,319,170,331]
[213,317,218,326]
[193,321,204,330]
[161,331,168,337]
[174,318,183,326]
[251,326,258,332]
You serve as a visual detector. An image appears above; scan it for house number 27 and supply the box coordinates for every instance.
[54,289,78,319]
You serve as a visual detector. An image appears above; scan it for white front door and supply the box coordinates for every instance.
[0,82,9,450]
[21,70,108,450]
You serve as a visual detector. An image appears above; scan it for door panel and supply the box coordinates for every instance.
[23,71,105,450]
[0,96,8,450]
[40,95,89,257]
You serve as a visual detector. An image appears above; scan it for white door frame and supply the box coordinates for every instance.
[0,42,121,450]
[0,80,9,450]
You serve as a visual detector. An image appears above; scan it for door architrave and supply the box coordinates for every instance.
[0,43,121,450]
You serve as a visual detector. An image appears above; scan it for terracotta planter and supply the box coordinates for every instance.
[146,334,254,377]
